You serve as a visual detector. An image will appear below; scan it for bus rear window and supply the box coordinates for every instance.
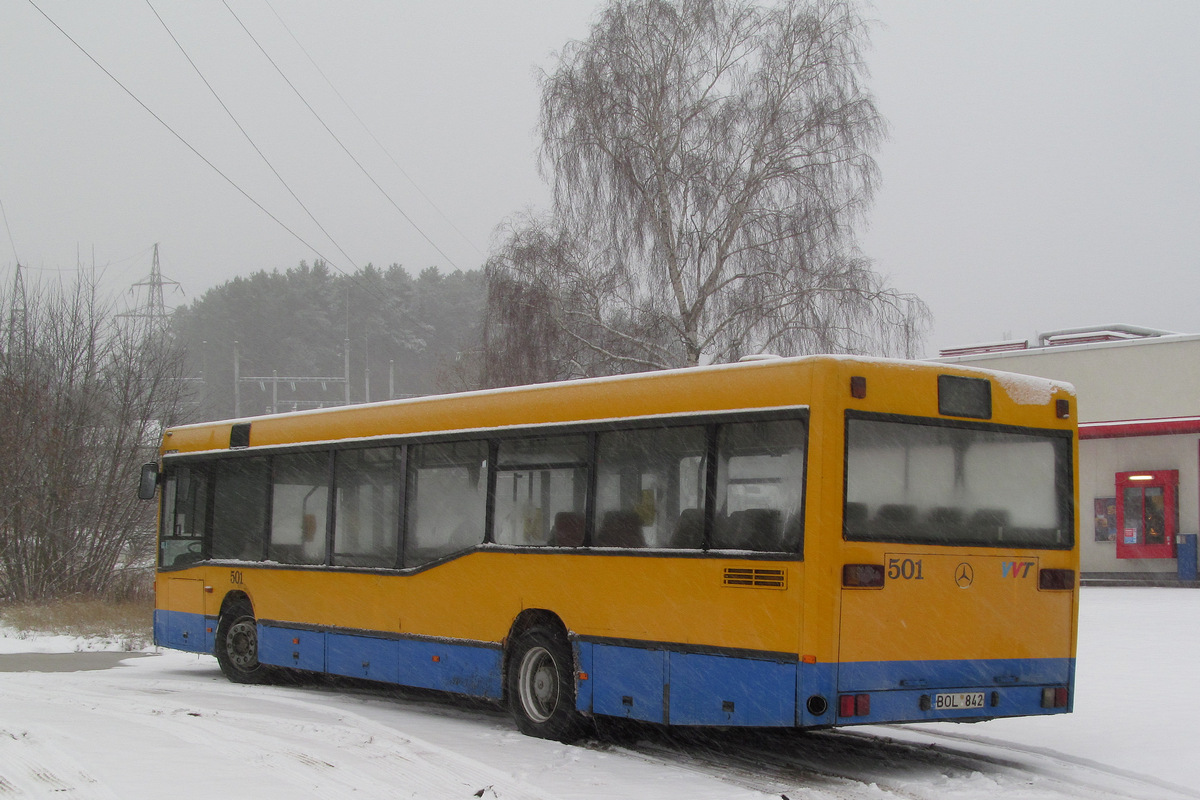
[844,416,1072,549]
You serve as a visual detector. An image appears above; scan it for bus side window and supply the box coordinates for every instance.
[405,440,487,567]
[333,447,400,569]
[713,419,806,554]
[270,451,331,566]
[493,436,588,547]
[211,458,269,561]
[159,465,209,567]
[596,425,707,549]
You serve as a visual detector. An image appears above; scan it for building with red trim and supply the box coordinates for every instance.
[938,326,1200,583]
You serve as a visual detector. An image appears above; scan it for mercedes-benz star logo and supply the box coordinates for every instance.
[955,562,974,588]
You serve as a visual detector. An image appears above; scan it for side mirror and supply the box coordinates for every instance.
[138,462,159,500]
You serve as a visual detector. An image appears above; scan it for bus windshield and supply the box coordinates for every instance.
[844,415,1073,549]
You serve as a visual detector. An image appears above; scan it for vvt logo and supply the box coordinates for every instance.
[1002,561,1035,578]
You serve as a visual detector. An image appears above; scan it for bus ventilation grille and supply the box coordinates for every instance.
[723,568,787,590]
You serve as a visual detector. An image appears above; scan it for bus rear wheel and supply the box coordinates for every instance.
[507,628,584,742]
[215,605,272,685]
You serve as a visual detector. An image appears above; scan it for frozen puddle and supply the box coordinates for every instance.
[0,652,152,672]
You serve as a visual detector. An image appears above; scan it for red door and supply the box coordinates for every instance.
[1115,470,1178,559]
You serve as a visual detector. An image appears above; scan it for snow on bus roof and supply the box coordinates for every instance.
[160,404,813,459]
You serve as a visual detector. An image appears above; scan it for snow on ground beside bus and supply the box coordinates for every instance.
[0,587,1197,799]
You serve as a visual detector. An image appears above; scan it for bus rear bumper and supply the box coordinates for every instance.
[832,656,1076,726]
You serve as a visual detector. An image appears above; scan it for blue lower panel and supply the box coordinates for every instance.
[398,639,503,699]
[259,626,326,672]
[575,641,593,711]
[798,659,837,727]
[327,634,400,684]
[668,652,796,726]
[153,609,167,647]
[154,609,211,654]
[839,657,1073,692]
[592,645,667,723]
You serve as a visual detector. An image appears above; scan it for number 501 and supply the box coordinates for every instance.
[887,558,923,580]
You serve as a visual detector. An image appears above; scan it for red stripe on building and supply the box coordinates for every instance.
[1080,417,1200,439]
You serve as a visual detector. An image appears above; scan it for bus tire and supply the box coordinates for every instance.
[507,628,583,742]
[214,604,273,685]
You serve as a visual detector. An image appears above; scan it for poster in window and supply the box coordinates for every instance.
[1094,497,1116,543]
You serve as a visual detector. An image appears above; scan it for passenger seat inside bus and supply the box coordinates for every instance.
[875,504,917,538]
[844,502,869,538]
[669,508,704,549]
[596,510,645,548]
[713,509,782,551]
[551,512,585,547]
[927,506,964,539]
[969,508,1010,538]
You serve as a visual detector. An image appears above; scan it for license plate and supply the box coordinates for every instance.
[934,692,986,710]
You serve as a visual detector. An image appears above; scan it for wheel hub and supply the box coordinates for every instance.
[519,646,559,723]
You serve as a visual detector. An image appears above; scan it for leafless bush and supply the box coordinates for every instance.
[0,271,185,601]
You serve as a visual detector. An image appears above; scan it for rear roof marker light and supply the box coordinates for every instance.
[938,374,992,419]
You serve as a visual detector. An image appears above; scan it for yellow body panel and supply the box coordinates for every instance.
[839,553,1074,663]
[195,554,803,654]
[165,577,206,615]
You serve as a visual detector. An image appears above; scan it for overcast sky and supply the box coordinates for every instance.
[2,1,1196,355]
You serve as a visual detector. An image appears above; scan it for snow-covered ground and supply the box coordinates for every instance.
[1,587,1198,799]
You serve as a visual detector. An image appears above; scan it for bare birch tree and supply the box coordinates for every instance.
[0,271,186,601]
[484,0,929,382]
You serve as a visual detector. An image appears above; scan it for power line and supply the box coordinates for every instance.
[26,0,342,273]
[144,0,361,272]
[221,0,462,270]
[262,0,484,259]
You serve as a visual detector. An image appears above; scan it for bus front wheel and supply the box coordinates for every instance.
[214,605,272,685]
[507,628,583,742]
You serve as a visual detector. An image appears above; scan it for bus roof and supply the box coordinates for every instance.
[161,355,1073,456]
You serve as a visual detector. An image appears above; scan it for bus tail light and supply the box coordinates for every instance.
[838,693,870,717]
[1039,568,1075,591]
[843,564,885,588]
[1041,687,1069,708]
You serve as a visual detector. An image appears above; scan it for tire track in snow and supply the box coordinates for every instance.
[0,727,118,799]
[606,725,1199,800]
[878,725,1200,800]
[4,670,557,800]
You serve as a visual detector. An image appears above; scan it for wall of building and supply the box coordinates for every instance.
[1081,436,1199,574]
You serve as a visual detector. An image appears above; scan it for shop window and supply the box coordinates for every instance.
[1115,470,1179,559]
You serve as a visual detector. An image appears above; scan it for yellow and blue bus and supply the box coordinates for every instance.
[142,355,1078,741]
